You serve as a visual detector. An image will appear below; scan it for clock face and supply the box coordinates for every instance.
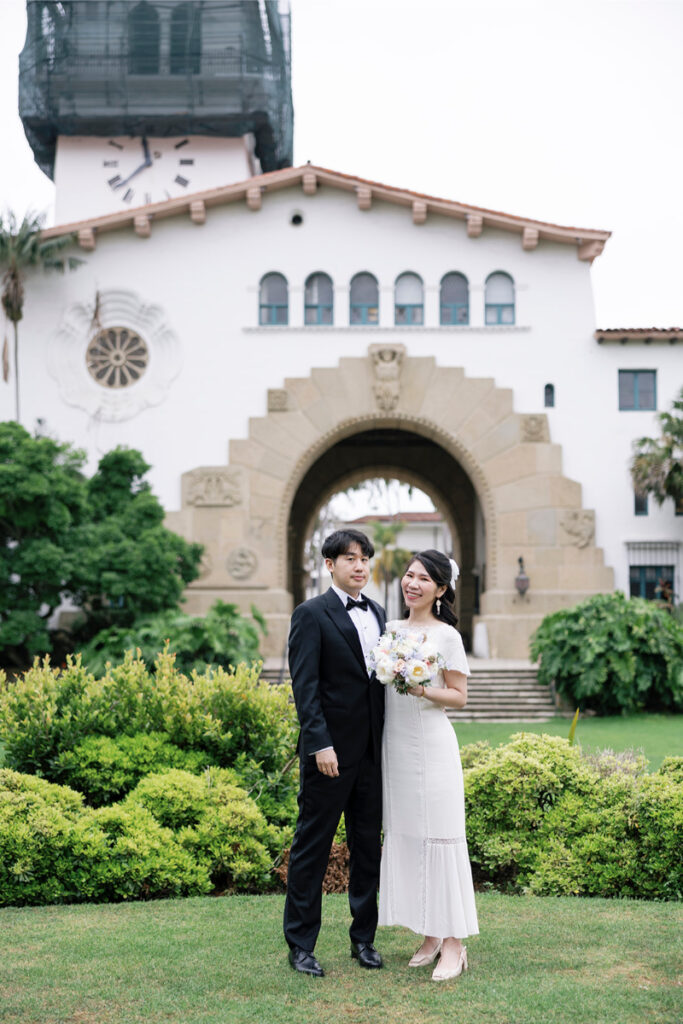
[100,136,197,206]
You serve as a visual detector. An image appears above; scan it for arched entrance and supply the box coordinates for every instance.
[169,344,613,660]
[287,427,483,648]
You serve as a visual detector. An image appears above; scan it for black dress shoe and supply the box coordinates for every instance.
[350,941,383,969]
[288,946,325,977]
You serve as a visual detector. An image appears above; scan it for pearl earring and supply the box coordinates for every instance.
[436,598,441,615]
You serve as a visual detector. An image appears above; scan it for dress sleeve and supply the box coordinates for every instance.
[440,627,470,675]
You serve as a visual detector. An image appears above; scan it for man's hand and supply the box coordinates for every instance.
[315,748,339,777]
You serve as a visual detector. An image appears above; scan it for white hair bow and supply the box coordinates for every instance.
[449,558,460,589]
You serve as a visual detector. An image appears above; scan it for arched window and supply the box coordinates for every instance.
[304,273,333,325]
[349,273,379,325]
[485,272,515,325]
[128,1,160,75]
[440,272,469,325]
[170,2,201,75]
[544,383,555,408]
[259,273,288,325]
[394,272,424,325]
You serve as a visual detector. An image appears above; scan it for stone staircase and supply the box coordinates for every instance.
[447,663,557,722]
[264,658,558,723]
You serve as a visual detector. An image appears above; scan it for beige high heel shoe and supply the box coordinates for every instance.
[431,945,467,981]
[408,940,442,967]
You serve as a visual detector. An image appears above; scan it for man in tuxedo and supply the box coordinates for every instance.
[284,529,386,977]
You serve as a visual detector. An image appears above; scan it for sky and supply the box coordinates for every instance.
[2,0,683,330]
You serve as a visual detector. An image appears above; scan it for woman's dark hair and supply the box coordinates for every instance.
[322,529,375,560]
[402,548,458,628]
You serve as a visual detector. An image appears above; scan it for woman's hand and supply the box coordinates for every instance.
[406,672,468,708]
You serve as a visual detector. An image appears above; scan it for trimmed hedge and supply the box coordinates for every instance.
[0,766,284,907]
[0,651,298,778]
[463,733,683,899]
[52,733,216,807]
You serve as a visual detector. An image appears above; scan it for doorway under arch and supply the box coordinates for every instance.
[287,427,486,648]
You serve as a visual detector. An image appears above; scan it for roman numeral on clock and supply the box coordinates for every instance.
[108,175,122,188]
[175,175,190,187]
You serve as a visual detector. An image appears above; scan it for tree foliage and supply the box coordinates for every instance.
[0,425,203,668]
[0,210,81,421]
[630,386,683,508]
[368,519,412,608]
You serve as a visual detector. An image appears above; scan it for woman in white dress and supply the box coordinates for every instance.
[377,549,479,981]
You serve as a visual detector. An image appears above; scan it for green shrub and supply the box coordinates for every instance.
[0,769,210,906]
[464,733,595,888]
[52,733,215,806]
[530,592,683,715]
[78,600,265,677]
[658,755,683,782]
[463,732,683,899]
[459,740,492,769]
[0,652,298,782]
[229,752,298,833]
[127,768,283,893]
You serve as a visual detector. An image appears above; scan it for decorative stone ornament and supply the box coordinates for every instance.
[184,468,243,507]
[369,343,406,412]
[227,547,258,580]
[267,389,289,412]
[520,414,549,443]
[48,289,181,423]
[560,510,595,549]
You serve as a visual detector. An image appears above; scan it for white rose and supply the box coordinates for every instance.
[405,660,430,685]
[373,657,396,684]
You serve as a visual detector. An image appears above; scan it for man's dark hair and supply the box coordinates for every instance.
[321,529,374,560]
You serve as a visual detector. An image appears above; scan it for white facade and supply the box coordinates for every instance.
[2,166,681,622]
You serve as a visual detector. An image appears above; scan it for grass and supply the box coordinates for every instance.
[2,893,682,1024]
[455,714,682,770]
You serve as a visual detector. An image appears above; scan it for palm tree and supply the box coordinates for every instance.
[369,519,412,611]
[630,388,683,510]
[0,211,81,423]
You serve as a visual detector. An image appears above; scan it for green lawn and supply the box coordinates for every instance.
[2,893,681,1024]
[454,714,682,770]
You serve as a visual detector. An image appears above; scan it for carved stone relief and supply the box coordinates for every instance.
[267,389,289,412]
[520,414,549,443]
[185,468,243,507]
[227,547,258,580]
[559,510,595,549]
[369,343,406,412]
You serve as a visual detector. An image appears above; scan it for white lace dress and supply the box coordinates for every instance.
[378,620,479,939]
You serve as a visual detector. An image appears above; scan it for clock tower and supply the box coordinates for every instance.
[19,0,293,222]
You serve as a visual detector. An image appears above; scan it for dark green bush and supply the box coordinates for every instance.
[0,769,210,906]
[463,733,683,899]
[52,733,215,806]
[0,651,298,780]
[229,752,298,833]
[78,600,266,677]
[530,592,683,715]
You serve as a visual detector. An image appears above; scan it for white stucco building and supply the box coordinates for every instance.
[4,0,681,658]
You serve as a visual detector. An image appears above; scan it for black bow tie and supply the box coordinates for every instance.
[346,597,369,612]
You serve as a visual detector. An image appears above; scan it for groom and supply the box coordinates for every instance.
[283,529,386,977]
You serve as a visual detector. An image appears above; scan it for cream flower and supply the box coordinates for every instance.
[405,660,430,684]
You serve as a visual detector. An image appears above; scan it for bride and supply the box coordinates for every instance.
[375,549,479,981]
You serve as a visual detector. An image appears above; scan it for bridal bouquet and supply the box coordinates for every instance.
[367,628,445,695]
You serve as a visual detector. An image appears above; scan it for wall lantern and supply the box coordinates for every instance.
[515,556,530,598]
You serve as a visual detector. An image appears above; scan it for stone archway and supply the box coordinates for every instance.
[168,344,613,659]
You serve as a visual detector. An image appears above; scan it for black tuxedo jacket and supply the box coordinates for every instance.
[287,588,386,767]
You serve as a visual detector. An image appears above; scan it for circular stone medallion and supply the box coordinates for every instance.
[86,327,149,388]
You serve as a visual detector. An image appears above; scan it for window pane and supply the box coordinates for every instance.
[501,305,514,324]
[634,492,648,515]
[485,306,497,325]
[275,306,288,325]
[456,305,469,324]
[486,272,514,304]
[350,274,378,304]
[395,306,408,325]
[320,306,333,325]
[395,273,423,304]
[619,371,635,410]
[305,273,333,305]
[367,306,379,324]
[637,371,656,410]
[441,273,468,304]
[261,274,288,304]
[544,384,555,408]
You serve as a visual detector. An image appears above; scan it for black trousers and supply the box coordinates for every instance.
[283,750,382,952]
